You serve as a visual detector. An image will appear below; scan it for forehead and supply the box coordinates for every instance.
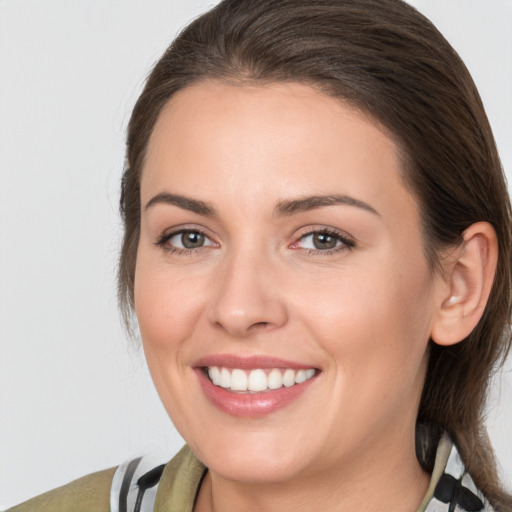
[147,81,393,163]
[142,80,419,226]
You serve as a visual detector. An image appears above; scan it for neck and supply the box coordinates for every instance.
[194,426,430,512]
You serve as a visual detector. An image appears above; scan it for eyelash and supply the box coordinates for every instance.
[293,228,355,256]
[155,227,355,256]
[155,228,216,256]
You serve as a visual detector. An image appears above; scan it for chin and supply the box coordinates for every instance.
[211,452,308,484]
[188,429,315,484]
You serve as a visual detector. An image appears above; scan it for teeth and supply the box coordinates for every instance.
[206,366,316,392]
[231,369,248,391]
[295,369,307,384]
[248,369,267,392]
[220,368,231,388]
[267,368,283,389]
[283,368,295,387]
[208,366,221,385]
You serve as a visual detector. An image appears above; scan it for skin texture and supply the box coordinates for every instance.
[134,81,495,512]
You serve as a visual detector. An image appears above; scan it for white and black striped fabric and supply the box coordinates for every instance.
[425,443,494,512]
[110,455,166,512]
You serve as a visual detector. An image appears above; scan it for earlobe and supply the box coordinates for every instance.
[430,222,498,347]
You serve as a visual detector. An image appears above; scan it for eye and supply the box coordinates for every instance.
[294,229,354,253]
[171,230,207,249]
[157,229,216,252]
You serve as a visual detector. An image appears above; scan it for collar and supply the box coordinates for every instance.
[418,432,494,512]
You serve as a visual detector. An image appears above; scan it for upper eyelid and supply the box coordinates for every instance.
[159,224,214,239]
[294,225,355,241]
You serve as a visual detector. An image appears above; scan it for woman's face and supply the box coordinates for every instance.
[135,81,442,483]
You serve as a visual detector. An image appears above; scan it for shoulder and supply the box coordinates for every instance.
[110,446,206,512]
[7,466,116,512]
[6,446,205,512]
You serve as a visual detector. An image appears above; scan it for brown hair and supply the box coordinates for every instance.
[118,0,512,506]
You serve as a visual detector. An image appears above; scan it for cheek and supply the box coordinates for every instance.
[134,251,207,354]
[133,251,211,424]
[293,256,434,378]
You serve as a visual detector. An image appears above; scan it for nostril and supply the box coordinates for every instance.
[249,321,270,330]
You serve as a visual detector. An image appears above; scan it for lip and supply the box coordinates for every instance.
[194,354,316,370]
[193,354,320,418]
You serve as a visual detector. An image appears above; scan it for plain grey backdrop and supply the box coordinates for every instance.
[1,0,511,508]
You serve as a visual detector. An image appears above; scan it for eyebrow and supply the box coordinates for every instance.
[144,193,217,216]
[144,192,379,218]
[274,194,380,217]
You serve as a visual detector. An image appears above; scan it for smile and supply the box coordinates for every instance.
[194,355,320,417]
[206,366,316,393]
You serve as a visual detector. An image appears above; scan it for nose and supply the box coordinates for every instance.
[207,249,288,338]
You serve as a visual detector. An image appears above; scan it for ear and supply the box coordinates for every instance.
[430,222,498,346]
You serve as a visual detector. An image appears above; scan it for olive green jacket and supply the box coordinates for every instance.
[7,446,205,512]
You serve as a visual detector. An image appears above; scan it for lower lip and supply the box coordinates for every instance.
[195,369,318,418]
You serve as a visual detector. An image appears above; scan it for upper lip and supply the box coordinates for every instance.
[193,354,318,370]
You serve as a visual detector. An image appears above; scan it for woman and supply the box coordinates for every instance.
[9,0,511,510]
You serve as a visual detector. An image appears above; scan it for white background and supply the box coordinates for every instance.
[0,0,511,508]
